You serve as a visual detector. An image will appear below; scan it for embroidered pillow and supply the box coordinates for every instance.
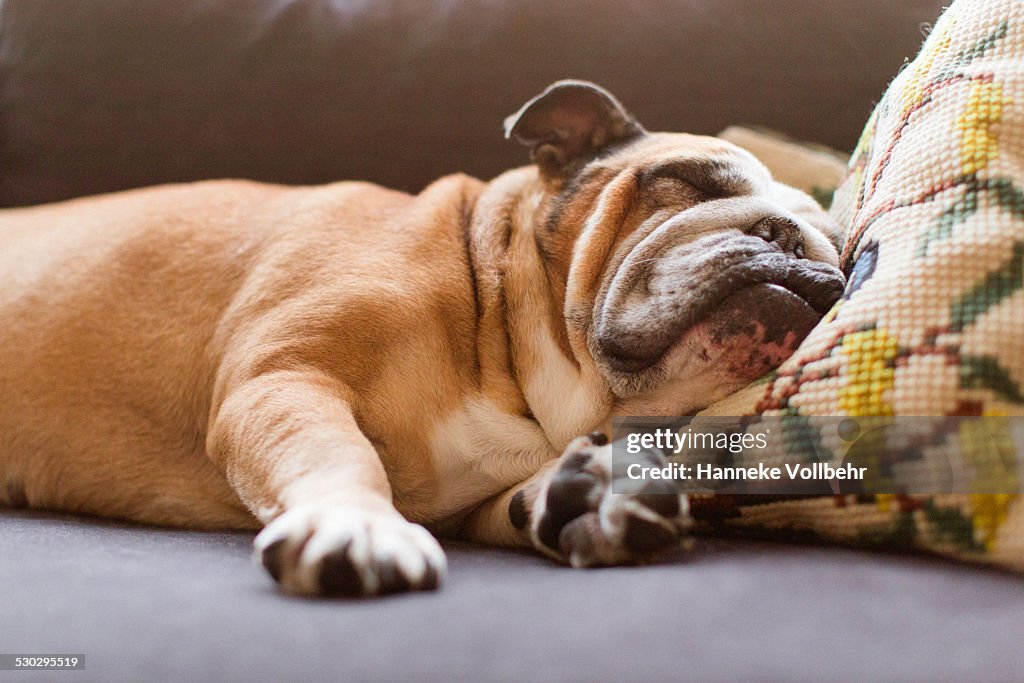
[692,0,1024,572]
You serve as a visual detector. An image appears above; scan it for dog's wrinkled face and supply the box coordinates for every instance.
[581,135,845,410]
[507,81,846,414]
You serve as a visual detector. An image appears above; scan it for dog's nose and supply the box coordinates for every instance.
[749,216,804,258]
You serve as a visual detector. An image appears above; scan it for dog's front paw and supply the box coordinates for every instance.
[254,505,446,596]
[526,433,692,567]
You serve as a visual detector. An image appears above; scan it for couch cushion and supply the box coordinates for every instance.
[4,510,1024,682]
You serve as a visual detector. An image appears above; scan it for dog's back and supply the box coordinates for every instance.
[0,177,480,527]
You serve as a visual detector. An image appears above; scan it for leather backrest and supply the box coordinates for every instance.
[0,0,947,206]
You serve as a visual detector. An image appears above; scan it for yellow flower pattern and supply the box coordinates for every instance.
[957,80,1010,175]
[838,328,899,417]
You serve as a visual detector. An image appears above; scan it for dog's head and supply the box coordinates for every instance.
[506,81,845,414]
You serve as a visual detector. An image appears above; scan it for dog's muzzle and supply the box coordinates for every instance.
[593,227,845,377]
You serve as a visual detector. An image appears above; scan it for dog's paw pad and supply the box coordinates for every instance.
[254,506,446,596]
[623,515,679,553]
[536,448,602,551]
[318,543,366,594]
[531,433,691,566]
[260,537,290,583]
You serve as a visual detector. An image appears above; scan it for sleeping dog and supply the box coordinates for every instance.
[0,81,845,595]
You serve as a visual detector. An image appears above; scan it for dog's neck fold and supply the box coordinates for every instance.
[467,168,612,449]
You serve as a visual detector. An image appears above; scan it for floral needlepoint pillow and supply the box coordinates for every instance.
[691,0,1024,571]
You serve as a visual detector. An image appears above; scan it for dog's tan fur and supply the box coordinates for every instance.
[0,81,843,594]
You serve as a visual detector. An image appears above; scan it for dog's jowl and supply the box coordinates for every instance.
[0,80,844,595]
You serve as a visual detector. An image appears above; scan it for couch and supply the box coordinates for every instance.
[5,2,1023,682]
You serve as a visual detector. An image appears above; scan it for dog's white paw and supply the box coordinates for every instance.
[526,433,692,568]
[254,505,446,596]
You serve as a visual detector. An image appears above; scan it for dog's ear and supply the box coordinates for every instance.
[504,80,644,180]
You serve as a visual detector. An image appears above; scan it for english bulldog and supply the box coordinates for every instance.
[0,81,845,595]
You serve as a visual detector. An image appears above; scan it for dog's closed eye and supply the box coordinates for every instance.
[638,158,751,198]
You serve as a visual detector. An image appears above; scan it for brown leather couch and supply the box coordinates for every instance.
[1,0,946,208]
